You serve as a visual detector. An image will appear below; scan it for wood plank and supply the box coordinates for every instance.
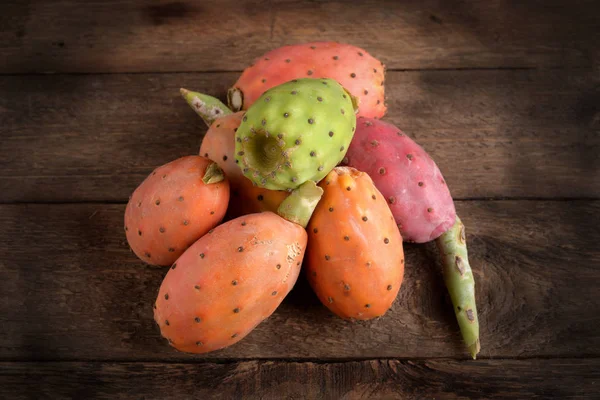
[1,0,598,73]
[1,69,598,203]
[1,358,598,399]
[1,201,598,361]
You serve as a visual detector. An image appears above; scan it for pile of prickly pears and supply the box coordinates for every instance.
[125,42,481,359]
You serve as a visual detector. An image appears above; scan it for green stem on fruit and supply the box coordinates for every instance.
[180,88,233,127]
[202,162,225,184]
[277,181,323,228]
[435,215,481,359]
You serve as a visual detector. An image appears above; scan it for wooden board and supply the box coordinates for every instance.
[1,358,598,399]
[1,201,598,361]
[2,69,598,203]
[2,0,599,73]
[2,1,599,396]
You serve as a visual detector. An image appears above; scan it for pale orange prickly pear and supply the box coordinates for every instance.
[198,108,289,218]
[306,167,404,320]
[154,181,323,353]
[199,111,245,185]
[124,155,229,266]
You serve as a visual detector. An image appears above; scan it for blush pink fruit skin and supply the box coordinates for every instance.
[229,41,386,119]
[154,212,306,354]
[124,155,230,266]
[342,117,456,243]
[200,112,289,218]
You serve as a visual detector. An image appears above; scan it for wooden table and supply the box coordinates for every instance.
[1,1,599,398]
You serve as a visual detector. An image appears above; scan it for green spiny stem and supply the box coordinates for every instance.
[277,181,323,228]
[435,215,481,359]
[202,162,225,184]
[180,88,233,127]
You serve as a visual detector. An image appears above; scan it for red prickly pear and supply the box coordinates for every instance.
[306,167,404,320]
[198,110,289,218]
[124,156,229,266]
[229,41,386,119]
[343,117,456,243]
[154,181,323,353]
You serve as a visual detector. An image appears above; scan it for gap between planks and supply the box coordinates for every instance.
[1,198,598,205]
[2,355,600,365]
[0,66,570,77]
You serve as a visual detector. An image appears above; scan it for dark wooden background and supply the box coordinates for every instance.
[1,1,599,399]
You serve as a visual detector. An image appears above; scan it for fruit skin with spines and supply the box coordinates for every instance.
[199,110,289,218]
[124,155,230,266]
[153,181,323,354]
[305,167,404,320]
[199,111,246,185]
[342,117,456,243]
[436,216,480,359]
[228,41,386,119]
[235,78,358,191]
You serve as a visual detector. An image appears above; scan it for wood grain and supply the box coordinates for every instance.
[1,0,598,73]
[1,69,598,203]
[1,201,598,361]
[1,358,598,399]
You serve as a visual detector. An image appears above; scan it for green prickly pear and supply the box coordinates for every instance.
[234,78,358,191]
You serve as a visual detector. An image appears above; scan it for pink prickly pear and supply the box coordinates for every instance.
[228,41,386,119]
[342,117,456,243]
[124,156,229,266]
[153,181,323,354]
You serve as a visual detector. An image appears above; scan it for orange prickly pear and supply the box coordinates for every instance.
[306,167,404,320]
[198,111,246,186]
[235,180,290,216]
[124,155,229,266]
[154,181,323,353]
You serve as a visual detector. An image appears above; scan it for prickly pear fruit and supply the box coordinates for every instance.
[235,181,290,216]
[235,78,358,191]
[200,112,246,186]
[342,117,456,243]
[306,167,404,320]
[229,41,386,119]
[154,181,323,354]
[124,156,229,266]
[199,110,289,217]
